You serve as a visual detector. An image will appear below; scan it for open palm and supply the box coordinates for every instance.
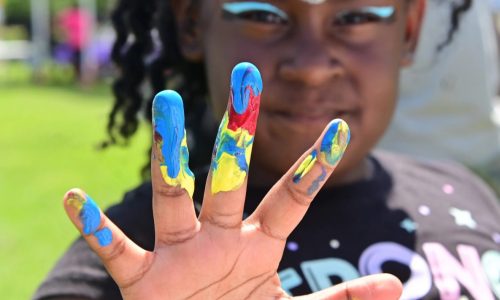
[63,63,402,300]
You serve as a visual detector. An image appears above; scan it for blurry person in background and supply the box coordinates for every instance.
[56,2,91,80]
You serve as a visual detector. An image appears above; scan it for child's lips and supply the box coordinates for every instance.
[270,110,358,125]
[263,109,360,141]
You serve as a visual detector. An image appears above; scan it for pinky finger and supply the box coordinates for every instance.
[63,188,151,288]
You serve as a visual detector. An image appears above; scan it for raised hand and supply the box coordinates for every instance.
[63,62,402,300]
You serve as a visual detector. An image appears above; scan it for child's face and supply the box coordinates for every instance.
[175,0,424,184]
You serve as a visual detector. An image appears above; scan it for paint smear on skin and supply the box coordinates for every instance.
[222,2,288,20]
[293,150,318,184]
[211,62,262,194]
[153,90,195,198]
[67,191,113,247]
[319,119,350,166]
[307,165,327,195]
[67,192,101,235]
[94,227,113,247]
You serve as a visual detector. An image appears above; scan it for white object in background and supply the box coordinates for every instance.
[30,0,50,71]
[378,0,500,166]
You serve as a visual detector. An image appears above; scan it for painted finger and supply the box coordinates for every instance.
[293,274,403,300]
[151,90,199,246]
[248,119,350,240]
[63,188,150,288]
[199,62,262,228]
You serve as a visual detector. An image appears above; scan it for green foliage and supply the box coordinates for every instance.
[5,0,115,25]
[4,0,29,24]
[0,79,149,299]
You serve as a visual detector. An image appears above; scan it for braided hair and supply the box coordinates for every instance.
[104,0,209,176]
[105,0,474,177]
[437,0,472,51]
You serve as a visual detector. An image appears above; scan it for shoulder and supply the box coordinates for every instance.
[375,150,489,185]
[373,150,491,189]
[373,150,500,214]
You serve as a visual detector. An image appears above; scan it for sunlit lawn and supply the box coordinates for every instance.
[0,69,150,299]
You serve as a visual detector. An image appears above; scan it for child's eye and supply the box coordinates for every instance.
[234,10,288,25]
[222,2,289,25]
[334,6,395,26]
[334,12,380,26]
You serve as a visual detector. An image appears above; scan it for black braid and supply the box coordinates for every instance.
[104,0,209,178]
[438,0,473,51]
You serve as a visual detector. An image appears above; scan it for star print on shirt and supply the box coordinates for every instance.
[400,218,418,233]
[287,241,299,252]
[449,207,477,229]
[329,239,340,249]
[492,232,500,244]
[418,205,431,216]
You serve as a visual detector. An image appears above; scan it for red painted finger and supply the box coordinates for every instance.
[199,62,262,228]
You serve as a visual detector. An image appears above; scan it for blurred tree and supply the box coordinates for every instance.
[5,0,29,26]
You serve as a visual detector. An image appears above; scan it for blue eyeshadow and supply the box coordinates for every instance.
[222,2,288,19]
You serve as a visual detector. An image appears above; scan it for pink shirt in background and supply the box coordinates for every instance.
[58,8,91,50]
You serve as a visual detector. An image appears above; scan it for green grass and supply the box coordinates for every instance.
[0,80,150,299]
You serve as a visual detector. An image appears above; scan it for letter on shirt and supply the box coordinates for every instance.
[358,242,432,300]
[423,243,494,300]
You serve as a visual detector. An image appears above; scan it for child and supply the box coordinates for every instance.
[34,0,500,299]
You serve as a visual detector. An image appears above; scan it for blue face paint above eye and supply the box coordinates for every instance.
[363,6,395,19]
[222,2,288,20]
[335,6,396,25]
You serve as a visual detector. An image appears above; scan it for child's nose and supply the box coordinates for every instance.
[278,36,343,87]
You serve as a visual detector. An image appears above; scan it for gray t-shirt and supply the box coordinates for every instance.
[33,152,500,299]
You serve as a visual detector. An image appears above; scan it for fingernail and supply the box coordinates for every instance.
[152,91,195,198]
[319,119,350,166]
[211,62,262,194]
[66,189,112,247]
[293,150,318,184]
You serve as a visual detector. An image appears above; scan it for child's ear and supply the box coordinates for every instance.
[171,0,203,62]
[401,0,426,66]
